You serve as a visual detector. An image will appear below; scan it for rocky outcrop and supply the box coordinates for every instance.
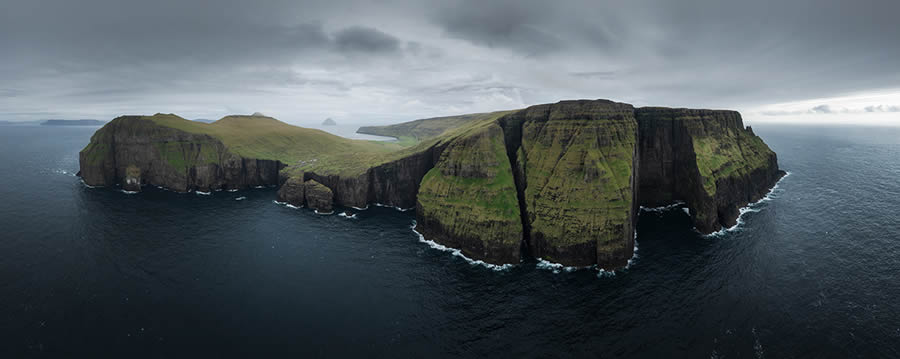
[415,122,523,264]
[304,180,334,213]
[415,101,782,269]
[276,176,306,206]
[636,108,785,233]
[299,144,443,209]
[79,115,282,192]
[499,100,639,268]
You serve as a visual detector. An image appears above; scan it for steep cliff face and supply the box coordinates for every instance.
[499,100,639,268]
[414,122,523,264]
[80,100,784,271]
[79,115,282,192]
[636,108,785,233]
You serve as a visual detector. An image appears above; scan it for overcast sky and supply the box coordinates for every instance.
[2,0,899,125]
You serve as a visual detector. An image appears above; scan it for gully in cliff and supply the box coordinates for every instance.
[79,100,785,272]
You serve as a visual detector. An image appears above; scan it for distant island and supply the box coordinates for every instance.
[322,118,337,126]
[42,119,104,126]
[192,119,215,124]
[78,100,784,270]
[0,120,40,126]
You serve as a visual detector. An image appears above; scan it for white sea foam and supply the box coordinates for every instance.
[338,212,358,219]
[411,221,513,271]
[253,185,266,189]
[705,171,791,237]
[195,191,211,196]
[375,203,414,212]
[235,196,246,201]
[273,200,301,209]
[535,258,586,274]
[640,201,685,213]
[596,230,641,278]
[54,169,76,177]
[682,207,691,216]
[227,189,239,192]
[314,209,334,215]
[352,205,369,211]
[119,189,138,195]
[80,179,99,189]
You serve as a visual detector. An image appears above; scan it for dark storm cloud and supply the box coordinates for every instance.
[334,26,401,54]
[432,0,564,55]
[2,0,900,122]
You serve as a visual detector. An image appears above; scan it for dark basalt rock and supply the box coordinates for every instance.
[276,176,306,207]
[635,107,785,233]
[304,180,333,213]
[79,116,283,192]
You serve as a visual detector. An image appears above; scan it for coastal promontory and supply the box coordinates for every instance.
[79,100,784,270]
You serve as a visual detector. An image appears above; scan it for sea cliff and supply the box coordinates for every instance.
[80,100,784,270]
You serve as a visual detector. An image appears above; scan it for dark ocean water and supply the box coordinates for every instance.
[2,124,900,358]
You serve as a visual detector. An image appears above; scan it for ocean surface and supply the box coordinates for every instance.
[2,123,899,358]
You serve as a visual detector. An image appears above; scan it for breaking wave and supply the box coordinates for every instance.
[79,179,99,189]
[411,220,513,271]
[640,201,685,213]
[375,203,414,212]
[338,212,358,219]
[314,209,334,215]
[273,200,301,210]
[706,171,791,237]
[235,196,246,201]
[195,191,211,196]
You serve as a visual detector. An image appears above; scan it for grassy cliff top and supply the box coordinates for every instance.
[355,111,515,145]
[135,113,404,175]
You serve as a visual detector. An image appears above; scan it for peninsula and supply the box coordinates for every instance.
[43,119,105,126]
[78,99,784,269]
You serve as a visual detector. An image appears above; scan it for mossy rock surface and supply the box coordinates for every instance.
[512,100,638,266]
[416,121,523,264]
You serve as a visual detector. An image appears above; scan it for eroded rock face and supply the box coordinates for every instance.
[79,116,283,192]
[123,165,142,192]
[499,100,639,268]
[636,107,785,233]
[300,143,445,210]
[304,180,334,213]
[415,123,523,264]
[276,176,306,207]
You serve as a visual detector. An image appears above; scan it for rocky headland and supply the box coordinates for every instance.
[79,100,784,270]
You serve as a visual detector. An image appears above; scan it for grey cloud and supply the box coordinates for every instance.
[569,71,618,79]
[810,105,834,114]
[432,0,563,55]
[2,0,900,123]
[864,105,900,112]
[334,26,401,54]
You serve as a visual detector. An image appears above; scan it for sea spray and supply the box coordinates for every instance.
[411,220,513,271]
[705,171,791,237]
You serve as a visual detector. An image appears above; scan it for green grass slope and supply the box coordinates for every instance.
[143,113,404,176]
[356,112,513,145]
[416,120,523,263]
